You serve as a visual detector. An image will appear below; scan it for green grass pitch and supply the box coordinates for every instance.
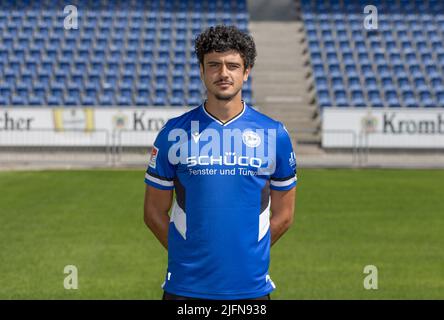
[0,169,443,299]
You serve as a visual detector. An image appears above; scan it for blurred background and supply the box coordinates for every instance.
[0,0,443,299]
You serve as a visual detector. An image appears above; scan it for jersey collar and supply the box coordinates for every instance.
[201,100,247,126]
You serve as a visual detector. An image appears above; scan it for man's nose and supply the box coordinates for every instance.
[219,64,229,77]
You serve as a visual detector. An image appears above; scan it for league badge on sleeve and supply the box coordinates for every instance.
[289,151,296,169]
[149,146,159,169]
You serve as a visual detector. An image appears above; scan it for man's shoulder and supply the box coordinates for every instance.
[246,104,282,128]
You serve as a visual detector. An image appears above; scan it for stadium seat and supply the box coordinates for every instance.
[419,92,437,108]
[317,90,332,107]
[153,89,168,106]
[437,93,444,107]
[385,90,401,108]
[170,90,185,106]
[351,90,366,107]
[368,90,384,108]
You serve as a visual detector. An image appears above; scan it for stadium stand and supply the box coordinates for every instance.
[0,0,253,107]
[302,0,444,108]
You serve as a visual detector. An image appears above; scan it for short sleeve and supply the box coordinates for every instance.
[144,125,176,190]
[270,122,297,191]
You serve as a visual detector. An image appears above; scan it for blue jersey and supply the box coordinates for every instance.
[145,102,297,299]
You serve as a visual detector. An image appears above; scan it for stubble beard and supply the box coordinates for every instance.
[213,87,242,101]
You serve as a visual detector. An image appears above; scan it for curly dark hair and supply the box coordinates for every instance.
[194,25,257,70]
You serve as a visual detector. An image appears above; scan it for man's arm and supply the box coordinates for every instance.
[144,185,173,250]
[270,187,296,246]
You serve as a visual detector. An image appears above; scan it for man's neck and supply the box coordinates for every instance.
[204,95,244,123]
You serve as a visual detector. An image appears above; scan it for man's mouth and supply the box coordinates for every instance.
[216,82,233,87]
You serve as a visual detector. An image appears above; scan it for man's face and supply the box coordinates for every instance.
[200,50,250,101]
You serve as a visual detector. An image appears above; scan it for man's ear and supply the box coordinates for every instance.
[243,67,251,82]
[200,63,204,81]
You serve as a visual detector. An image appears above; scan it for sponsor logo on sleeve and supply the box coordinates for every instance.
[149,146,159,169]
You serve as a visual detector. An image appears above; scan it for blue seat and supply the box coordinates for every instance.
[187,90,202,107]
[313,64,326,78]
[368,90,384,107]
[81,95,97,106]
[392,65,407,78]
[334,90,349,107]
[381,77,396,91]
[385,91,401,107]
[347,77,361,91]
[153,89,168,106]
[329,65,342,77]
[327,52,339,65]
[342,52,355,66]
[377,65,391,78]
[103,75,118,88]
[345,65,358,77]
[355,41,367,53]
[403,92,418,108]
[419,92,436,107]
[351,90,366,107]
[117,95,132,106]
[315,77,329,91]
[431,78,444,93]
[189,75,202,90]
[172,63,186,77]
[323,40,336,52]
[373,52,387,65]
[155,63,169,77]
[437,93,444,107]
[170,89,185,106]
[11,94,28,106]
[135,95,151,106]
[405,52,419,65]
[172,75,185,90]
[317,90,332,107]
[397,77,411,91]
[407,65,422,78]
[154,75,168,91]
[414,78,429,93]
[364,77,378,91]
[174,50,187,64]
[65,94,80,106]
[158,50,171,64]
[385,41,398,52]
[98,93,114,106]
[311,52,323,64]
[47,95,61,106]
[331,76,345,91]
[308,41,321,54]
[361,64,374,77]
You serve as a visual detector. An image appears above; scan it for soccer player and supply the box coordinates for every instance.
[144,25,297,300]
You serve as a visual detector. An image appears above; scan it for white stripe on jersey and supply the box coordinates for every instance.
[145,172,174,187]
[270,176,297,187]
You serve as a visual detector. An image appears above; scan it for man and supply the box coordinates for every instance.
[144,25,297,300]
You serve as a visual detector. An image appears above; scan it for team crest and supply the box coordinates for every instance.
[242,130,261,148]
